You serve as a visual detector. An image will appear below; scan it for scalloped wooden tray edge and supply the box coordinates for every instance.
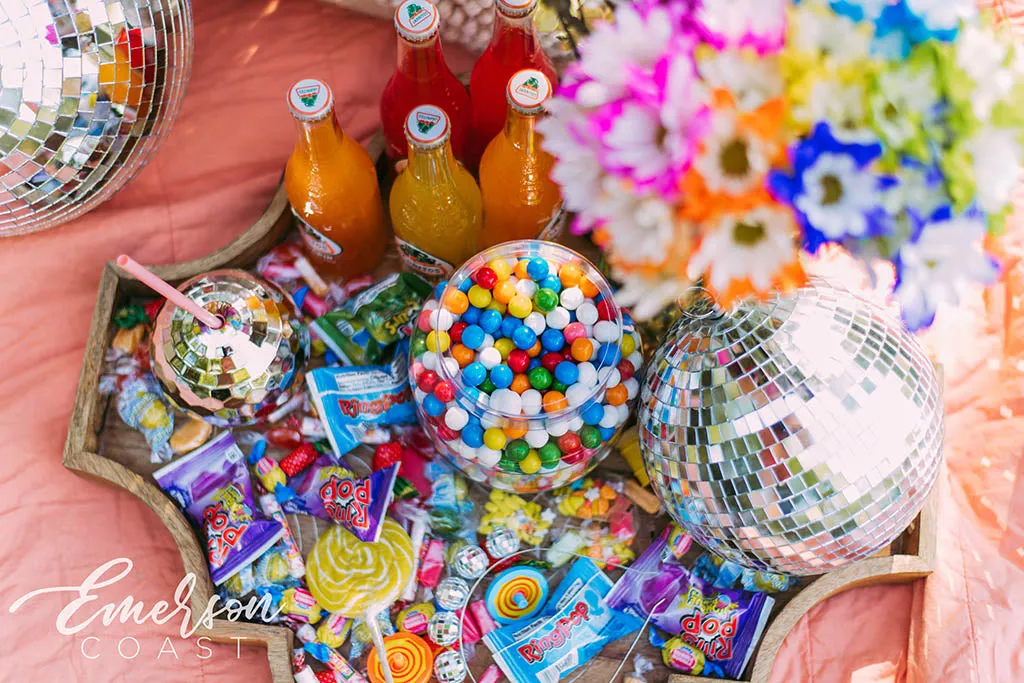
[64,156,938,683]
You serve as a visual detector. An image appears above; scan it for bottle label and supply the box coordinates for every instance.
[292,208,343,262]
[394,236,455,280]
[538,203,566,242]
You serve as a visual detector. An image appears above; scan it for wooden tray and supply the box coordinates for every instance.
[64,140,937,683]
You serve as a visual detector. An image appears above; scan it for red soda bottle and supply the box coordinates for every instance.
[469,0,558,150]
[380,0,474,168]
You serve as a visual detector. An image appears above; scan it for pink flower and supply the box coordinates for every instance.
[696,0,787,53]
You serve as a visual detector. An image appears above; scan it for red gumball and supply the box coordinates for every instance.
[417,370,439,393]
[562,448,588,465]
[373,442,404,471]
[473,267,498,290]
[597,299,616,321]
[436,423,460,441]
[540,352,562,372]
[617,359,635,381]
[558,432,581,453]
[508,349,530,373]
[561,347,574,361]
[434,381,455,403]
[450,321,468,344]
[417,308,433,332]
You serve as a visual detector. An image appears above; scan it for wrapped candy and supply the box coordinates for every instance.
[349,611,396,660]
[397,603,435,635]
[427,610,461,647]
[433,650,467,683]
[451,544,489,580]
[435,577,471,612]
[317,612,353,649]
[154,432,283,585]
[484,527,520,560]
[478,491,553,546]
[117,375,174,462]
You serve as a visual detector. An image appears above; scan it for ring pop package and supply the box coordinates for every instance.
[408,240,644,493]
[606,524,774,679]
[483,558,644,683]
[154,432,284,585]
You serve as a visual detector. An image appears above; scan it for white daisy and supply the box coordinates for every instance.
[591,178,679,265]
[613,271,695,320]
[895,213,998,330]
[697,49,784,111]
[966,128,1023,215]
[697,0,786,49]
[693,110,770,195]
[795,80,874,144]
[870,65,939,148]
[955,25,1015,122]
[538,102,603,219]
[687,205,798,292]
[790,3,871,64]
[795,153,880,239]
[905,0,976,33]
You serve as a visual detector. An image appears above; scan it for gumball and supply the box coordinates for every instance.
[559,263,583,287]
[508,294,533,319]
[597,299,616,321]
[417,308,434,333]
[606,384,628,406]
[513,258,531,279]
[526,340,543,358]
[510,373,531,394]
[423,394,445,417]
[462,424,484,448]
[519,451,541,474]
[596,343,621,366]
[526,258,549,280]
[444,290,470,315]
[582,402,604,425]
[483,428,507,450]
[493,280,517,304]
[538,442,561,467]
[479,377,496,394]
[505,439,529,462]
[486,301,506,316]
[462,362,487,387]
[576,302,599,326]
[565,383,591,407]
[506,349,529,373]
[617,359,635,381]
[525,429,548,448]
[468,285,492,309]
[490,364,514,389]
[579,425,602,449]
[550,380,568,394]
[540,328,565,352]
[560,286,584,310]
[543,391,568,413]
[434,381,455,403]
[479,346,502,369]
[558,432,581,453]
[528,367,552,390]
[540,275,562,294]
[579,276,600,298]
[563,322,586,344]
[417,370,439,393]
[445,407,469,431]
[477,446,502,467]
[545,307,570,330]
[488,258,511,281]
[600,405,619,428]
[494,337,515,360]
[523,312,546,335]
[479,309,502,335]
[540,352,562,372]
[436,422,460,441]
[554,361,579,385]
[621,332,637,356]
[474,266,498,289]
[426,331,451,353]
[451,344,474,367]
[533,288,559,313]
[515,278,538,299]
[512,325,538,350]
[521,389,542,415]
[570,338,593,362]
[461,324,485,350]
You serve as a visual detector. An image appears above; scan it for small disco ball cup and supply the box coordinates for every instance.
[150,269,309,427]
[0,1,193,236]
[639,281,944,576]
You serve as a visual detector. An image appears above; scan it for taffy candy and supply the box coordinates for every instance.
[281,586,323,624]
[397,603,435,635]
[169,415,213,454]
[418,538,445,588]
[605,524,773,679]
[258,494,305,579]
[281,453,398,543]
[312,272,431,366]
[478,490,553,546]
[408,249,644,482]
[305,518,414,615]
[482,558,644,683]
[117,375,174,462]
[154,432,283,585]
[317,612,352,649]
[307,350,417,459]
[552,477,621,519]
[367,632,434,683]
[469,600,498,637]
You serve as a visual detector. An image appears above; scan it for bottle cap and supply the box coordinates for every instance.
[395,0,440,42]
[288,78,334,122]
[496,0,538,18]
[507,69,552,114]
[405,105,450,149]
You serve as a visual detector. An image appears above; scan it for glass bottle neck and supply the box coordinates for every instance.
[396,34,447,80]
[407,141,459,182]
[489,8,539,53]
[293,112,344,158]
[504,108,543,151]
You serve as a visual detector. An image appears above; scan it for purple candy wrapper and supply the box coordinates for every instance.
[154,432,284,585]
[606,523,774,679]
[280,453,398,543]
[483,558,644,683]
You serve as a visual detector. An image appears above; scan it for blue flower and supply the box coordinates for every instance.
[768,123,896,254]
[829,0,886,24]
[873,0,970,59]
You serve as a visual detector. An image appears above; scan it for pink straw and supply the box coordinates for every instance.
[116,255,223,329]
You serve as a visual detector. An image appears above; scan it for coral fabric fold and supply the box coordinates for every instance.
[0,1,1020,681]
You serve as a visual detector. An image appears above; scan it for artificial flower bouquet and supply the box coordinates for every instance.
[538,0,1024,329]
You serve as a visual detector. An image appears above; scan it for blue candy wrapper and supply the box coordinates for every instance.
[307,347,416,459]
[483,558,644,683]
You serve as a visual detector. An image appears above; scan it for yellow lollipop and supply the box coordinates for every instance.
[307,517,414,615]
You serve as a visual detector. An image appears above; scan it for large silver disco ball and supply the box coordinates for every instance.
[0,0,193,237]
[639,281,943,576]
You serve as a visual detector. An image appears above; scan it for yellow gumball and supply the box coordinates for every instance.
[519,450,541,474]
[494,338,515,360]
[468,285,492,308]
[508,294,533,319]
[621,333,636,356]
[484,428,507,450]
[426,330,450,353]
[488,258,512,281]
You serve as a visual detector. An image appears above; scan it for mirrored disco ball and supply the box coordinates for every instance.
[639,281,944,576]
[0,0,193,237]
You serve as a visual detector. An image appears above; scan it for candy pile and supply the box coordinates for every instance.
[409,243,643,492]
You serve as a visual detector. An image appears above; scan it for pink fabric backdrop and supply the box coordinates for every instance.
[1,1,1021,681]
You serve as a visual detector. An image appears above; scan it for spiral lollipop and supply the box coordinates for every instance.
[485,567,549,624]
[366,633,433,683]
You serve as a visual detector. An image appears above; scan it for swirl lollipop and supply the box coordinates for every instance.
[485,567,549,624]
[307,518,414,683]
[366,633,433,683]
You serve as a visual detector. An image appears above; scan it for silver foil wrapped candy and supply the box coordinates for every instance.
[0,0,193,236]
[639,282,943,576]
[150,269,309,427]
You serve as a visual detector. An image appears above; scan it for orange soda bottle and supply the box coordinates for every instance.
[389,105,482,280]
[284,78,388,278]
[478,69,562,247]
